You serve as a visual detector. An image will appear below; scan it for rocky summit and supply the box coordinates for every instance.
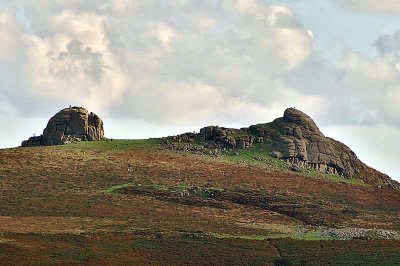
[269,108,362,177]
[164,108,400,189]
[22,107,104,147]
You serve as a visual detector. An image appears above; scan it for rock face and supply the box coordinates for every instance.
[22,107,104,147]
[268,108,363,177]
[199,126,241,148]
[163,107,400,189]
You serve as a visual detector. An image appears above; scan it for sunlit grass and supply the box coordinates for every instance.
[56,138,370,188]
[61,139,161,152]
[210,229,336,241]
[100,181,225,198]
[217,143,369,187]
[100,183,134,193]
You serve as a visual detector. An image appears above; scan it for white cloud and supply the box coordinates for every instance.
[235,0,260,14]
[2,0,400,130]
[270,27,314,69]
[144,22,178,52]
[0,11,22,61]
[1,6,129,114]
[337,0,400,15]
[1,0,315,121]
[51,10,105,50]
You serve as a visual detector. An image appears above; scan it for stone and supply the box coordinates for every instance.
[236,135,254,149]
[267,108,363,178]
[22,106,104,147]
[198,126,242,149]
[319,228,399,240]
[290,165,301,172]
[255,137,264,143]
[21,136,42,147]
[270,151,283,158]
[161,107,400,189]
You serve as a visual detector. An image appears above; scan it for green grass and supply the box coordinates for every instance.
[218,144,288,169]
[210,231,334,241]
[100,183,134,193]
[100,182,170,194]
[210,224,337,241]
[101,181,224,199]
[129,239,159,250]
[217,143,368,187]
[61,138,368,188]
[307,172,369,187]
[211,233,271,241]
[292,230,336,241]
[60,139,161,152]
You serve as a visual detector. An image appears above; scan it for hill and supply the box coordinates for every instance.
[1,108,400,265]
[163,108,399,189]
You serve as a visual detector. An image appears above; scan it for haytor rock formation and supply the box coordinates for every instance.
[164,108,399,189]
[267,108,362,177]
[22,107,104,147]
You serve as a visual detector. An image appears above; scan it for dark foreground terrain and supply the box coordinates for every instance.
[1,140,400,265]
[2,233,400,265]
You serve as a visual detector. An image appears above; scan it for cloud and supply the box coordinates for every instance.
[1,0,400,129]
[0,1,399,148]
[329,34,400,126]
[0,0,316,122]
[336,0,400,15]
[285,48,400,127]
[0,11,23,61]
[374,31,400,70]
[144,22,179,52]
[0,6,129,115]
[49,40,105,82]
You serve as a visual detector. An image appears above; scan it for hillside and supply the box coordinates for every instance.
[163,108,399,190]
[1,136,400,265]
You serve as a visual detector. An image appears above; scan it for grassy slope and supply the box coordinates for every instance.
[217,144,368,187]
[1,139,400,265]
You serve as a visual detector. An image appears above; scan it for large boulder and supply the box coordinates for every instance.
[269,108,364,177]
[22,107,104,147]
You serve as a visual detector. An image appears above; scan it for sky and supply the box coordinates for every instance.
[1,0,400,181]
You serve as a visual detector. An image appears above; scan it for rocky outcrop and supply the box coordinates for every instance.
[200,126,240,148]
[22,107,104,147]
[163,107,400,189]
[21,136,42,147]
[319,228,399,240]
[267,108,364,178]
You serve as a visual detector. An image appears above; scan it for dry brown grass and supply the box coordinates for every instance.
[0,141,400,264]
